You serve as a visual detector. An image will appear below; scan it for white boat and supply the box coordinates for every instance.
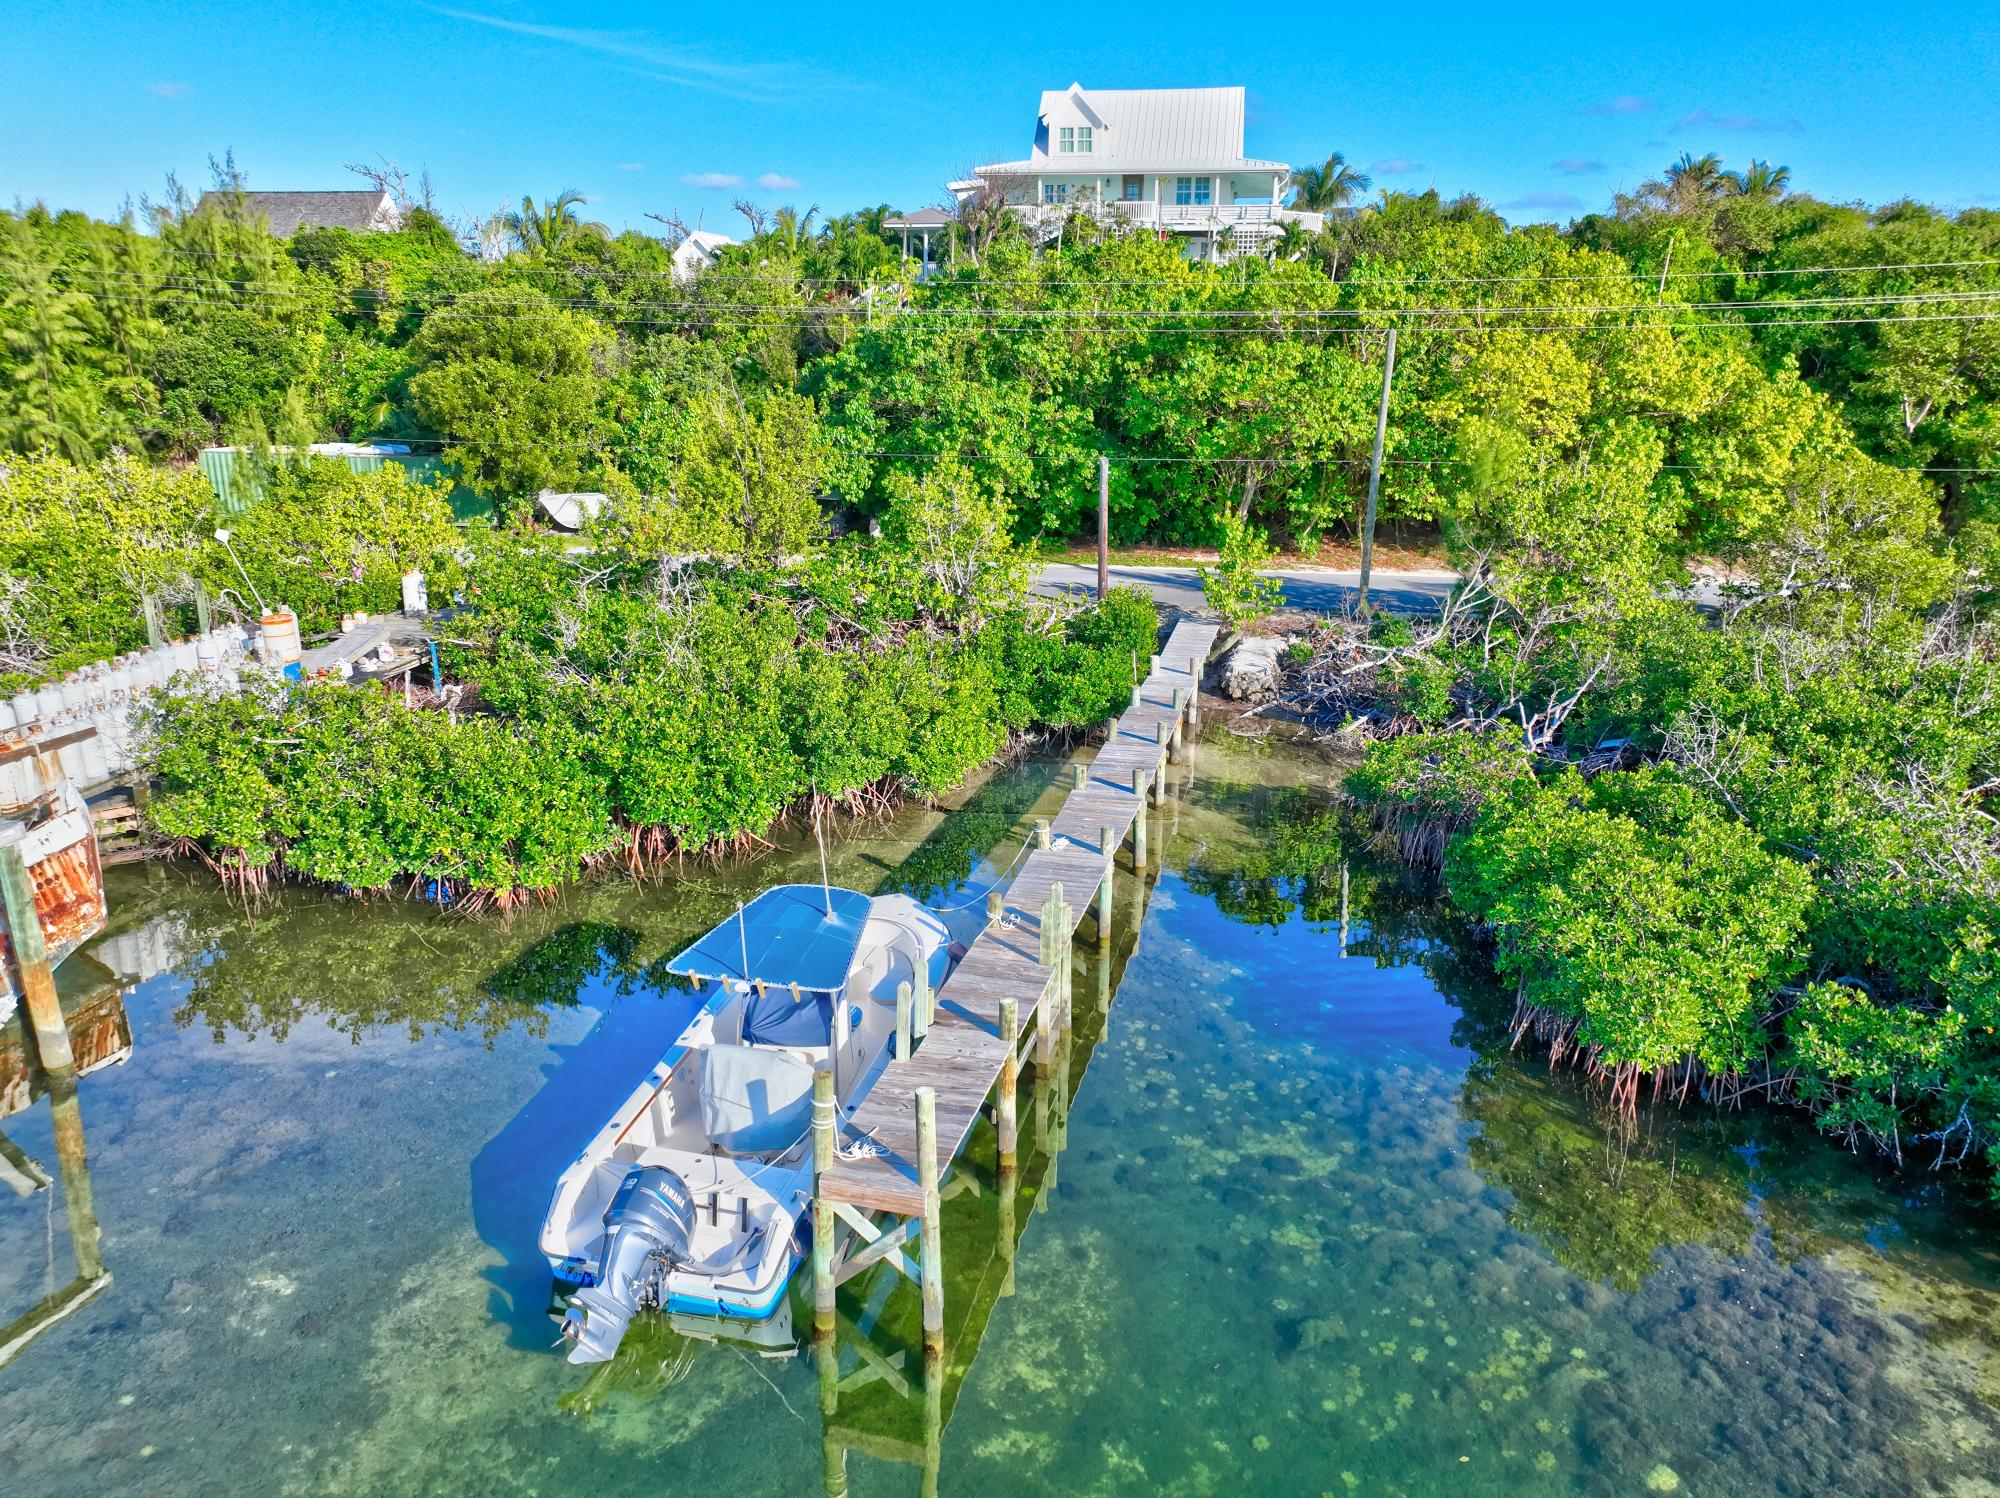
[541,883,961,1364]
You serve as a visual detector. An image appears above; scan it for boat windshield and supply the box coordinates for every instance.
[661,885,871,993]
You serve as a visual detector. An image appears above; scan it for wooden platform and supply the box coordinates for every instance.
[818,619,1219,1216]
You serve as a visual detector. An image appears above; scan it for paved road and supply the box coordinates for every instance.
[1035,562,1458,616]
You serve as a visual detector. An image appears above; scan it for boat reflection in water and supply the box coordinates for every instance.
[0,955,129,1367]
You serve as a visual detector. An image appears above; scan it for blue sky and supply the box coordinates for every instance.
[4,0,1997,234]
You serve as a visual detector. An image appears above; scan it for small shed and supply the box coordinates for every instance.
[197,445,491,522]
[673,231,737,283]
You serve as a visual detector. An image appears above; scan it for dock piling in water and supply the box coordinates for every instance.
[0,839,76,1075]
[915,1086,943,1365]
[997,997,1019,1171]
[811,1067,836,1337]
[896,981,913,1060]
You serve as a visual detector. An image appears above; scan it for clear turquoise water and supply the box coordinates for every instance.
[2,739,1997,1496]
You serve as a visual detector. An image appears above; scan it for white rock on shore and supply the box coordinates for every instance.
[1218,635,1289,700]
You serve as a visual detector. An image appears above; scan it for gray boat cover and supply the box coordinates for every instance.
[699,1043,816,1155]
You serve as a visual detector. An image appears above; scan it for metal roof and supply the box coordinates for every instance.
[973,85,1286,176]
[195,189,400,237]
[884,207,954,228]
[663,885,874,993]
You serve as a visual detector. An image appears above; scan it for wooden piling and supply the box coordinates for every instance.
[1340,859,1351,958]
[1133,788,1149,869]
[1152,751,1169,807]
[998,1140,1018,1297]
[915,1086,944,1365]
[819,1340,848,1496]
[0,838,76,1075]
[1097,864,1113,939]
[896,981,914,1060]
[1071,763,1087,792]
[913,962,932,1041]
[997,997,1019,1172]
[811,1067,836,1337]
[986,888,1003,927]
[1034,817,1052,851]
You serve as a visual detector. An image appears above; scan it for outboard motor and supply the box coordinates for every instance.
[560,1166,696,1364]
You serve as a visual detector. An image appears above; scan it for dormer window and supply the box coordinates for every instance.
[1057,125,1092,154]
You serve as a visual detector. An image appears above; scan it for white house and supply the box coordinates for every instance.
[672,230,737,282]
[952,84,1321,259]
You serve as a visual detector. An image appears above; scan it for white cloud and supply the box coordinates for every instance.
[756,172,800,191]
[426,8,838,102]
[681,171,743,189]
[1552,157,1605,175]
[149,81,194,99]
[1674,108,1802,133]
[1502,192,1582,212]
[1583,94,1654,116]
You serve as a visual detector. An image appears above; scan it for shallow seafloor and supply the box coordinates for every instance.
[2,735,1997,1497]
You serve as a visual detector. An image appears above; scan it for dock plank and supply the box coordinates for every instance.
[821,620,1219,1216]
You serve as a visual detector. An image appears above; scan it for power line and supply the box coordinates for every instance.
[40,263,2000,320]
[32,270,2000,337]
[373,432,2000,474]
[61,233,2000,290]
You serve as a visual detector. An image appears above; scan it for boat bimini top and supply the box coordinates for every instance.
[663,884,874,994]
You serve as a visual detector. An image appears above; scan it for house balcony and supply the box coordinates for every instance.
[1018,200,1323,235]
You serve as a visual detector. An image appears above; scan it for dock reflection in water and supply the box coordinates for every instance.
[0,957,128,1366]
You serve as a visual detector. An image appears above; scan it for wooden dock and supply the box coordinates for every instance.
[817,617,1217,1219]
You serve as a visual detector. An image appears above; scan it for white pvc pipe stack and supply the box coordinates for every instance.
[2,626,261,795]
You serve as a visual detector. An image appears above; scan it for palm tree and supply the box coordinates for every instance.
[1289,153,1372,215]
[1272,218,1314,261]
[502,190,606,254]
[767,204,821,255]
[1724,159,1791,202]
[1662,153,1728,215]
[853,203,898,246]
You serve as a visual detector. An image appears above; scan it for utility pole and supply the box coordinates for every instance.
[1097,455,1110,601]
[1357,327,1398,616]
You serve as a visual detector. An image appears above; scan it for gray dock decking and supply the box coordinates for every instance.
[818,618,1219,1215]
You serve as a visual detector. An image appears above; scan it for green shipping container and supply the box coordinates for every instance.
[197,446,493,522]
